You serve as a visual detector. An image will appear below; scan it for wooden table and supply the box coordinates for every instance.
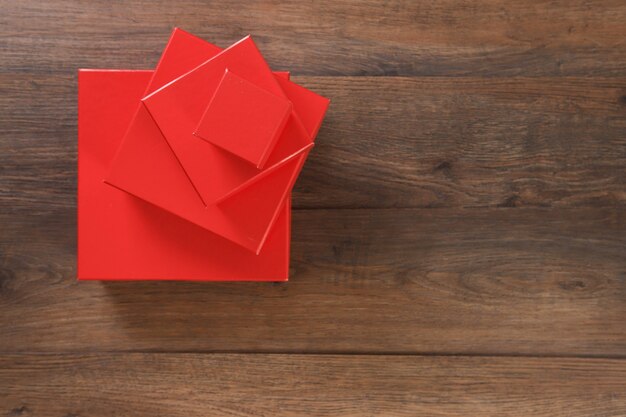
[1,1,625,415]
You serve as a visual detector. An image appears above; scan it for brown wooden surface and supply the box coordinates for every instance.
[2,0,626,76]
[1,208,625,355]
[2,354,626,417]
[1,0,625,416]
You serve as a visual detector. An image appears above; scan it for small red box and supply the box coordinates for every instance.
[195,69,292,169]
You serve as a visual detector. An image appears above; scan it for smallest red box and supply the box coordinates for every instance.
[194,69,292,169]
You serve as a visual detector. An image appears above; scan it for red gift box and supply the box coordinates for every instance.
[77,28,329,281]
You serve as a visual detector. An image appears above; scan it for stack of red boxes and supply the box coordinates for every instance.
[78,28,330,281]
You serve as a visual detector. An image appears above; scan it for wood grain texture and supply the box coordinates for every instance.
[1,75,625,211]
[1,207,624,355]
[2,354,626,417]
[1,0,626,76]
[2,1,626,415]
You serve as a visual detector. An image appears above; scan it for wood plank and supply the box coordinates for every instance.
[1,75,624,211]
[1,353,625,416]
[300,76,626,208]
[1,0,625,76]
[1,207,623,355]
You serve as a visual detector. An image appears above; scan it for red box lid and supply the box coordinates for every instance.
[194,68,292,169]
[105,30,328,253]
[78,69,290,280]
